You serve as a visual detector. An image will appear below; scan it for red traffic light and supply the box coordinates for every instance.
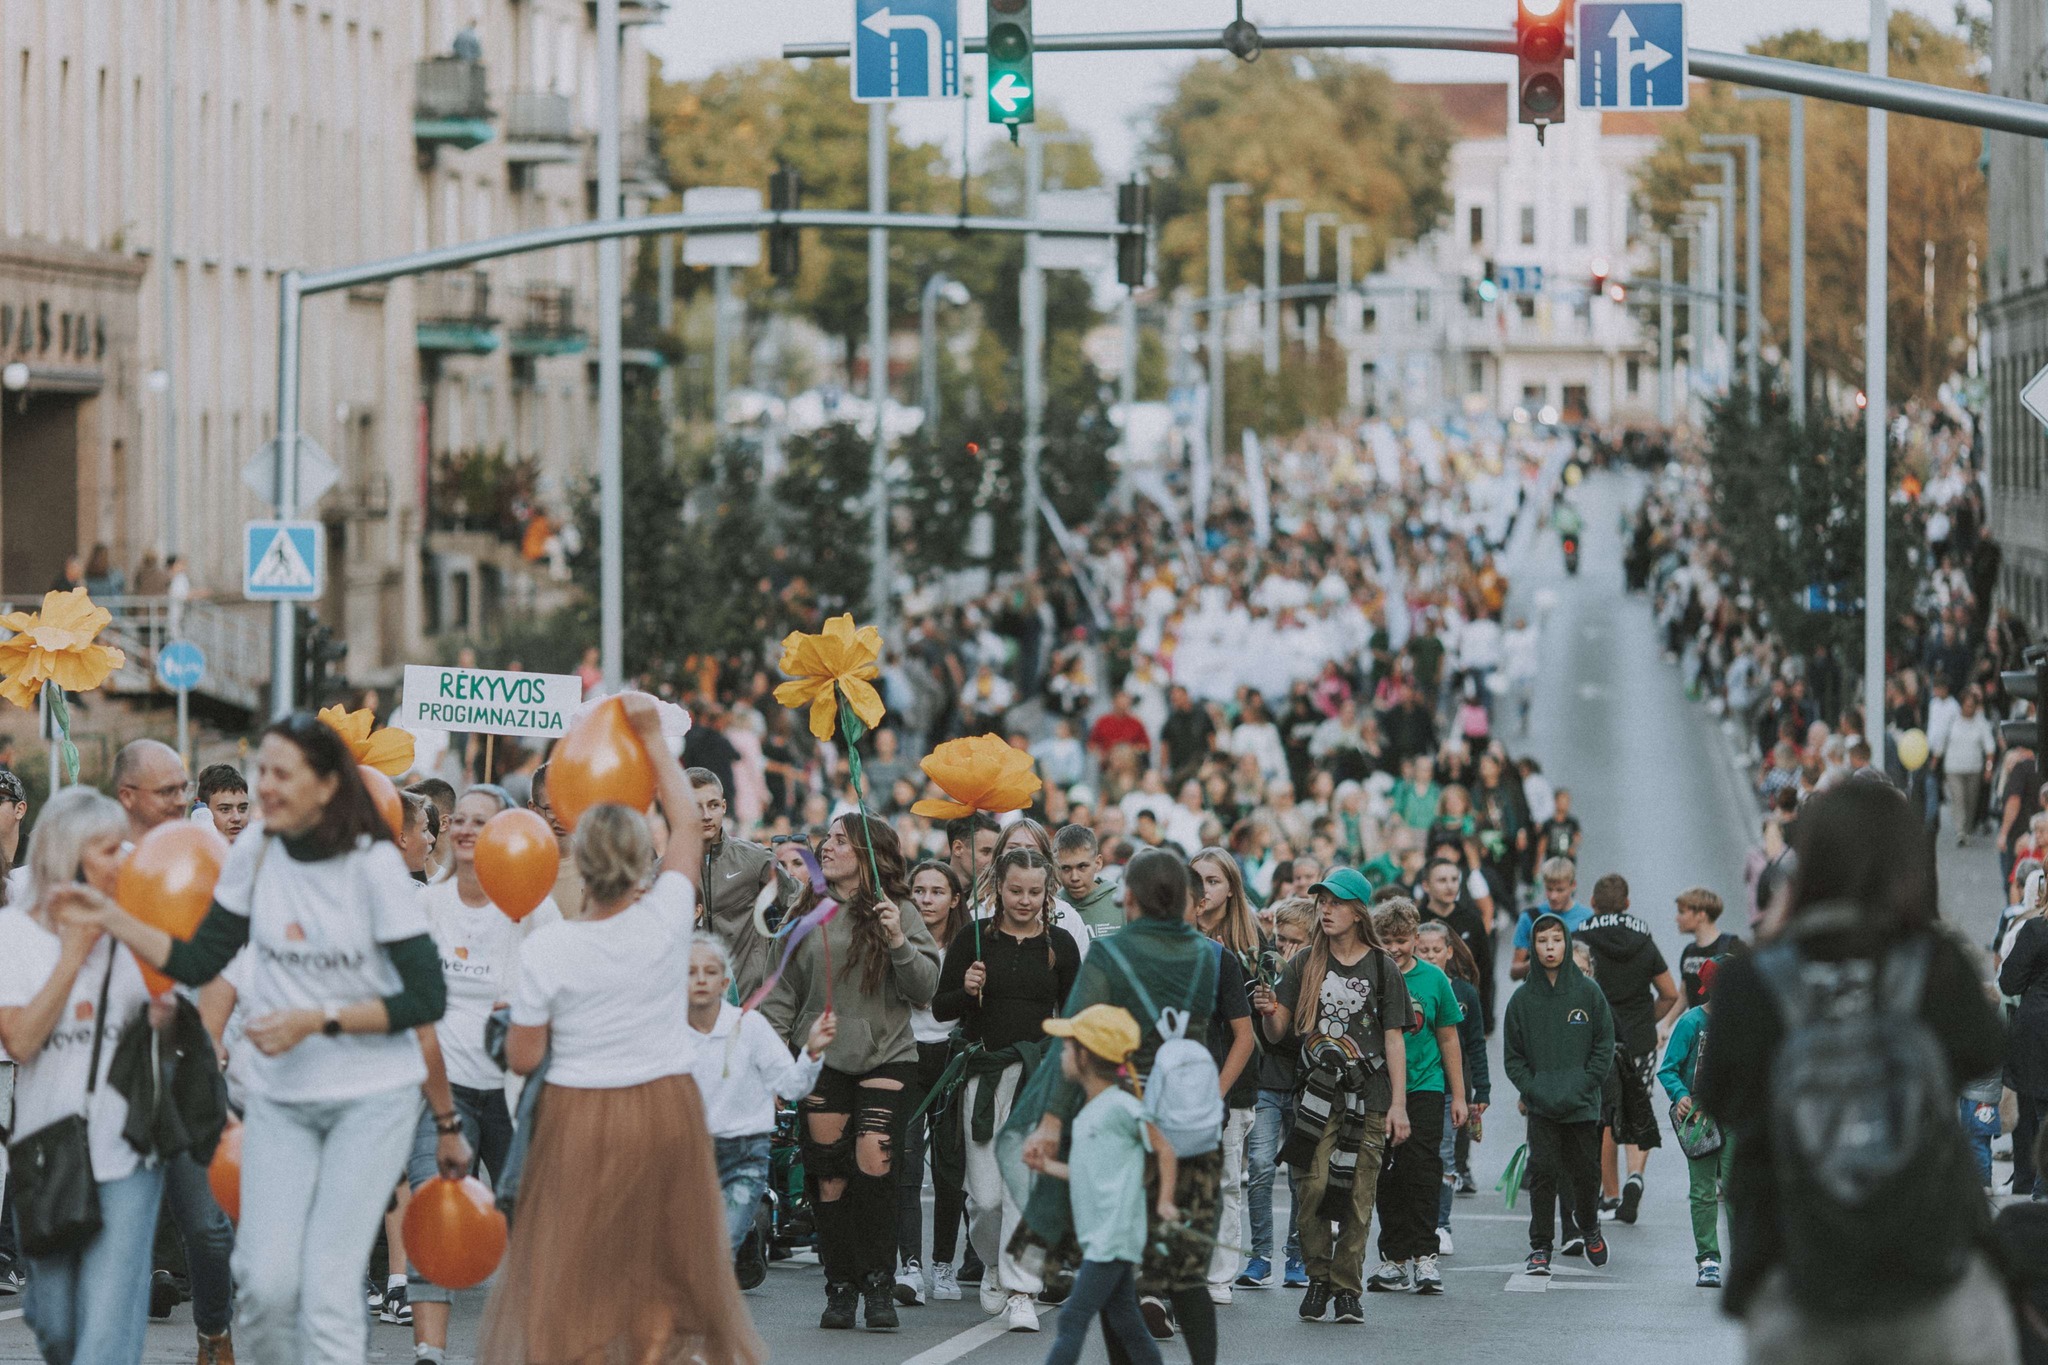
[1517,0,1572,129]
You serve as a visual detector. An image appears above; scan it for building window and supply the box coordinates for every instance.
[1516,295,1536,320]
[1468,357,1485,394]
[1469,205,1485,247]
[1520,206,1536,246]
[1573,206,1590,246]
[1563,384,1589,419]
[1415,292,1431,324]
[1361,306,1377,333]
[1626,358,1641,395]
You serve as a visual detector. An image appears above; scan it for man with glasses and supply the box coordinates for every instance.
[689,767,776,999]
[113,740,237,1362]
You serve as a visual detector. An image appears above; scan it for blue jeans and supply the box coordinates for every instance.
[163,1152,236,1333]
[1437,1093,1459,1229]
[1960,1096,1999,1187]
[20,1164,166,1365]
[405,1082,515,1303]
[715,1134,772,1254]
[1247,1089,1299,1263]
[1044,1260,1162,1365]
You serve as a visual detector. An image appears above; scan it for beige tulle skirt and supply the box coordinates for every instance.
[476,1074,766,1365]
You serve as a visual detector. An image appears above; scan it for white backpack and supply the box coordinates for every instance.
[1096,937,1223,1157]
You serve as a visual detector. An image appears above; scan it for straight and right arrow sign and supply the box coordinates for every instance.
[1578,3,1688,111]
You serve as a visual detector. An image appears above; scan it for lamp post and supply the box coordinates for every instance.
[1688,152,1739,364]
[1682,197,1725,386]
[1303,211,1340,354]
[919,273,969,431]
[1658,235,1675,427]
[867,101,890,626]
[1207,182,1250,493]
[1739,89,1808,422]
[1702,133,1762,404]
[1864,0,1889,744]
[596,0,623,689]
[1019,128,1089,578]
[1262,198,1302,375]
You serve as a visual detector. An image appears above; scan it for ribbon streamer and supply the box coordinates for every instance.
[741,895,842,1013]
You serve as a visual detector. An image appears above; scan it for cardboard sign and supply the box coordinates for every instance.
[399,665,581,738]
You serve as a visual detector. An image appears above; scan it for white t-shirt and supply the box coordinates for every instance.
[0,912,152,1182]
[212,827,430,1103]
[511,871,700,1089]
[687,1001,824,1139]
[419,879,562,1091]
[219,948,254,1110]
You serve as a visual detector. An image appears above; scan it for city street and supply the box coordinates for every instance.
[1,473,1745,1364]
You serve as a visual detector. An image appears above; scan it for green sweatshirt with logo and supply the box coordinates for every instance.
[1061,878,1126,941]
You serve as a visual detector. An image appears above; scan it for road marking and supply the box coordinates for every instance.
[1578,683,1613,701]
[1505,1273,1549,1293]
[0,1308,19,1321]
[899,1307,1062,1365]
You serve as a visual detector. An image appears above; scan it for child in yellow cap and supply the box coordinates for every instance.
[1029,1004,1178,1365]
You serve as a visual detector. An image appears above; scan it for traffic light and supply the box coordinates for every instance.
[768,165,801,282]
[986,0,1035,138]
[1517,0,1571,140]
[2003,645,2048,751]
[1117,180,1149,289]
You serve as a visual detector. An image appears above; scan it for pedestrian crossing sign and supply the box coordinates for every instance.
[243,520,323,601]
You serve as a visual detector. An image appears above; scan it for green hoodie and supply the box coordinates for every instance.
[1061,878,1126,941]
[1502,916,1616,1123]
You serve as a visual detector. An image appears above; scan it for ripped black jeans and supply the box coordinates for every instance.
[799,1062,917,1288]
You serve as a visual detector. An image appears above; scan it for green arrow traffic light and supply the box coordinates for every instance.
[986,0,1034,135]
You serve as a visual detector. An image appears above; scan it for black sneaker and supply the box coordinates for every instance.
[1455,1170,1478,1196]
[379,1284,412,1326]
[150,1270,180,1320]
[1524,1248,1552,1277]
[861,1272,899,1330]
[1618,1176,1644,1225]
[1140,1295,1174,1338]
[1332,1291,1364,1324]
[1587,1234,1609,1268]
[736,1226,769,1291]
[820,1280,859,1330]
[1297,1280,1333,1321]
[1560,1235,1586,1258]
[1598,1196,1622,1218]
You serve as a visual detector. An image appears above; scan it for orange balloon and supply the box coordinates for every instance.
[403,1175,508,1290]
[116,822,230,996]
[547,696,654,832]
[360,765,404,840]
[473,808,560,922]
[209,1123,242,1223]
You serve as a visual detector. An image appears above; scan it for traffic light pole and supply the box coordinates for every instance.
[1658,236,1674,428]
[869,103,892,630]
[1866,0,1889,747]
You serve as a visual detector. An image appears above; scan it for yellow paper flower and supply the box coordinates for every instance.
[911,733,1043,818]
[773,613,886,740]
[316,704,417,777]
[0,589,127,710]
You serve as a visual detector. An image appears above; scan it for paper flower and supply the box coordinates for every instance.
[0,589,127,710]
[316,705,417,778]
[773,614,886,741]
[911,733,1043,819]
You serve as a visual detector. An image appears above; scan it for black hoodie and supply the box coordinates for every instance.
[1575,910,1669,1055]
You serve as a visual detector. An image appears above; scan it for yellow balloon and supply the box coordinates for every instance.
[1564,463,1584,486]
[1897,728,1930,772]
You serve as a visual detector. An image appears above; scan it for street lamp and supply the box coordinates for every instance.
[1302,211,1340,355]
[919,273,970,431]
[1206,182,1250,515]
[1702,134,1762,404]
[1335,224,1370,344]
[1019,127,1089,577]
[1262,198,1302,375]
[1735,89,1807,422]
[1688,151,1740,365]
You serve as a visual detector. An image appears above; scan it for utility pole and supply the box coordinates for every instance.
[597,0,623,690]
[1865,0,1889,738]
[1658,235,1675,427]
[158,1,178,561]
[1688,152,1738,366]
[657,235,677,462]
[1303,211,1339,356]
[1206,182,1249,511]
[868,102,891,626]
[1262,198,1301,375]
[1702,134,1761,403]
[1018,129,1088,579]
[712,263,733,435]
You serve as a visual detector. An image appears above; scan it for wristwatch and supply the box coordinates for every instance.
[321,1005,343,1038]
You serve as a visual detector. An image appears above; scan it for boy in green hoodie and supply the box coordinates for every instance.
[1503,912,1615,1276]
[1657,956,1729,1289]
[1055,825,1126,941]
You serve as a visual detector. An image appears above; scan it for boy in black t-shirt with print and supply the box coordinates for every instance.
[1537,789,1582,865]
[1672,887,1745,1014]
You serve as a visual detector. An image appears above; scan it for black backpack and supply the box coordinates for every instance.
[1756,934,1982,1313]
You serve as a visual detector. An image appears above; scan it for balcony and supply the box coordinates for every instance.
[416,270,499,354]
[588,0,671,26]
[414,57,494,150]
[504,91,579,164]
[509,285,587,358]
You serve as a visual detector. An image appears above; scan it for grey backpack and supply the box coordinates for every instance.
[1094,937,1223,1157]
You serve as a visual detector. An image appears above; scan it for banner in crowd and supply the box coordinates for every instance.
[398,665,582,737]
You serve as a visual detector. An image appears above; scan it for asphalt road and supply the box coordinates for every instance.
[0,470,1750,1362]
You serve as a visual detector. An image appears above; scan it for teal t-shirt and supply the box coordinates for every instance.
[1398,957,1464,1095]
[1067,1086,1153,1264]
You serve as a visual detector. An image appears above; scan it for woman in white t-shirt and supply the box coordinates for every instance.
[405,782,561,1362]
[481,692,763,1365]
[84,713,469,1365]
[0,787,162,1365]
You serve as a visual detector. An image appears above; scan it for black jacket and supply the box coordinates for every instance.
[108,995,228,1164]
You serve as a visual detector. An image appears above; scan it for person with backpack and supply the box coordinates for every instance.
[1658,956,1730,1288]
[1014,847,1232,1365]
[1251,868,1412,1327]
[1575,873,1680,1224]
[1699,782,2011,1365]
[1502,911,1614,1277]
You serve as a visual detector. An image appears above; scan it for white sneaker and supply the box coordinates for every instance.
[1004,1293,1041,1332]
[894,1259,926,1306]
[1437,1226,1454,1255]
[1365,1260,1410,1293]
[1207,1282,1232,1305]
[979,1280,1007,1316]
[1413,1253,1443,1295]
[931,1262,962,1301]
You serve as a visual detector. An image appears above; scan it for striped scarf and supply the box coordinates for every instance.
[1282,1063,1372,1218]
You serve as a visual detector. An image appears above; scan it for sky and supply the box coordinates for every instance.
[644,1,1967,175]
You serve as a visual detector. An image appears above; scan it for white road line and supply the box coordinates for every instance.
[1505,1274,1549,1293]
[0,1308,20,1321]
[899,1307,1061,1365]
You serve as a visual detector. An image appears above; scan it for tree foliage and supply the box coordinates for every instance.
[1633,11,1988,403]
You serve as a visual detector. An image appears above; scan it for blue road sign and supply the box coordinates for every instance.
[852,0,960,102]
[155,640,207,692]
[243,520,324,602]
[1578,3,1688,112]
